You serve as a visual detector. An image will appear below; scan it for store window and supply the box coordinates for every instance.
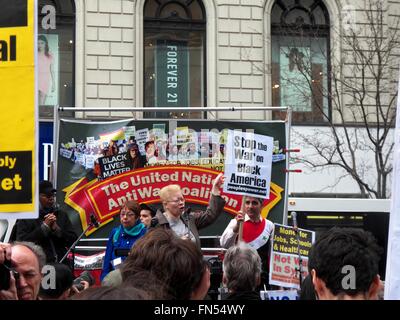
[144,0,206,119]
[271,0,330,124]
[38,0,75,118]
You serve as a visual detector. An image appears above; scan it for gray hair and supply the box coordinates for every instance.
[222,242,261,292]
[243,195,263,204]
[12,241,47,270]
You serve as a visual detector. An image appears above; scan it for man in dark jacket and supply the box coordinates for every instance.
[15,180,77,264]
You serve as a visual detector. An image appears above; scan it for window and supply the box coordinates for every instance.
[271,0,330,124]
[144,0,206,119]
[38,0,75,118]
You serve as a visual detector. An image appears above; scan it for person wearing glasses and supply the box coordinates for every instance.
[14,181,77,265]
[220,196,274,289]
[100,200,147,281]
[152,173,225,249]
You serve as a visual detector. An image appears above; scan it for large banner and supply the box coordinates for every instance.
[56,119,287,238]
[0,0,37,217]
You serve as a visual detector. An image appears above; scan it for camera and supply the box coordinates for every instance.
[0,265,11,290]
[73,271,95,291]
[0,259,12,290]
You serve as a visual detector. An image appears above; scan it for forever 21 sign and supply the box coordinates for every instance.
[155,40,189,108]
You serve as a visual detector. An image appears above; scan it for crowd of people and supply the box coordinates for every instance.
[0,178,385,300]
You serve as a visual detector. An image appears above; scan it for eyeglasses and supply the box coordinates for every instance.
[120,212,135,218]
[167,197,185,203]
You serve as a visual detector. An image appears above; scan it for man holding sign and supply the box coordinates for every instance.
[220,129,275,288]
[220,196,274,288]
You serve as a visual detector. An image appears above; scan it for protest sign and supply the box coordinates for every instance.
[260,290,299,300]
[269,223,315,289]
[224,130,273,199]
[0,0,37,217]
[98,154,131,179]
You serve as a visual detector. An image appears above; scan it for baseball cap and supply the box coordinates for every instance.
[39,180,57,196]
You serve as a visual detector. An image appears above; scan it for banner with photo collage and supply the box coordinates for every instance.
[56,119,288,238]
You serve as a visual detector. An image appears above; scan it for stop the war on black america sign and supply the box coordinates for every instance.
[223,130,273,199]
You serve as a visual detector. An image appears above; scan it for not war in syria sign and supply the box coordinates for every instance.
[223,130,273,199]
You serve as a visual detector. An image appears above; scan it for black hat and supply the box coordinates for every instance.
[139,203,156,217]
[39,180,56,196]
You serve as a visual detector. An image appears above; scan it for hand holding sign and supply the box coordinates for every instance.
[232,212,244,234]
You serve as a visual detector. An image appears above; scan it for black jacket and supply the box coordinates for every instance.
[224,291,261,300]
[15,209,77,263]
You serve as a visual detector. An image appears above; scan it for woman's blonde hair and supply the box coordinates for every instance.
[159,184,181,203]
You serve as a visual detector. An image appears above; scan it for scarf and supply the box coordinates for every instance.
[113,221,145,245]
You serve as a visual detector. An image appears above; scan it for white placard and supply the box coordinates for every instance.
[223,130,273,199]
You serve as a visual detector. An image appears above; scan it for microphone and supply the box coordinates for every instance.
[183,207,191,238]
[90,214,100,228]
[184,207,192,219]
[292,211,298,230]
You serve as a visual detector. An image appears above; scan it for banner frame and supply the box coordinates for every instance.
[53,106,292,227]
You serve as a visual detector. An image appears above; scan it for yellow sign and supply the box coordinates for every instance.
[0,0,37,215]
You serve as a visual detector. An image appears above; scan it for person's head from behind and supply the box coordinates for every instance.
[11,242,46,300]
[39,263,73,300]
[121,228,209,300]
[222,242,261,293]
[308,227,382,300]
[71,285,152,300]
[160,184,185,218]
[243,196,263,221]
[139,203,156,228]
[119,200,141,229]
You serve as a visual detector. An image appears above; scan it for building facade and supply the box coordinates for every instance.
[38,0,399,197]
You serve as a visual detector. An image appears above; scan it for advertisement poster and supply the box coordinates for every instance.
[155,40,189,108]
[38,33,58,106]
[56,119,287,238]
[0,0,37,217]
[269,223,315,290]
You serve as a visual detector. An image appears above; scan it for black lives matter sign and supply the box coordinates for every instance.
[0,151,32,204]
[0,0,27,28]
[99,154,131,179]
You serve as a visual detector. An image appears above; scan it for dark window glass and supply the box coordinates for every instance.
[271,0,330,124]
[144,0,206,119]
